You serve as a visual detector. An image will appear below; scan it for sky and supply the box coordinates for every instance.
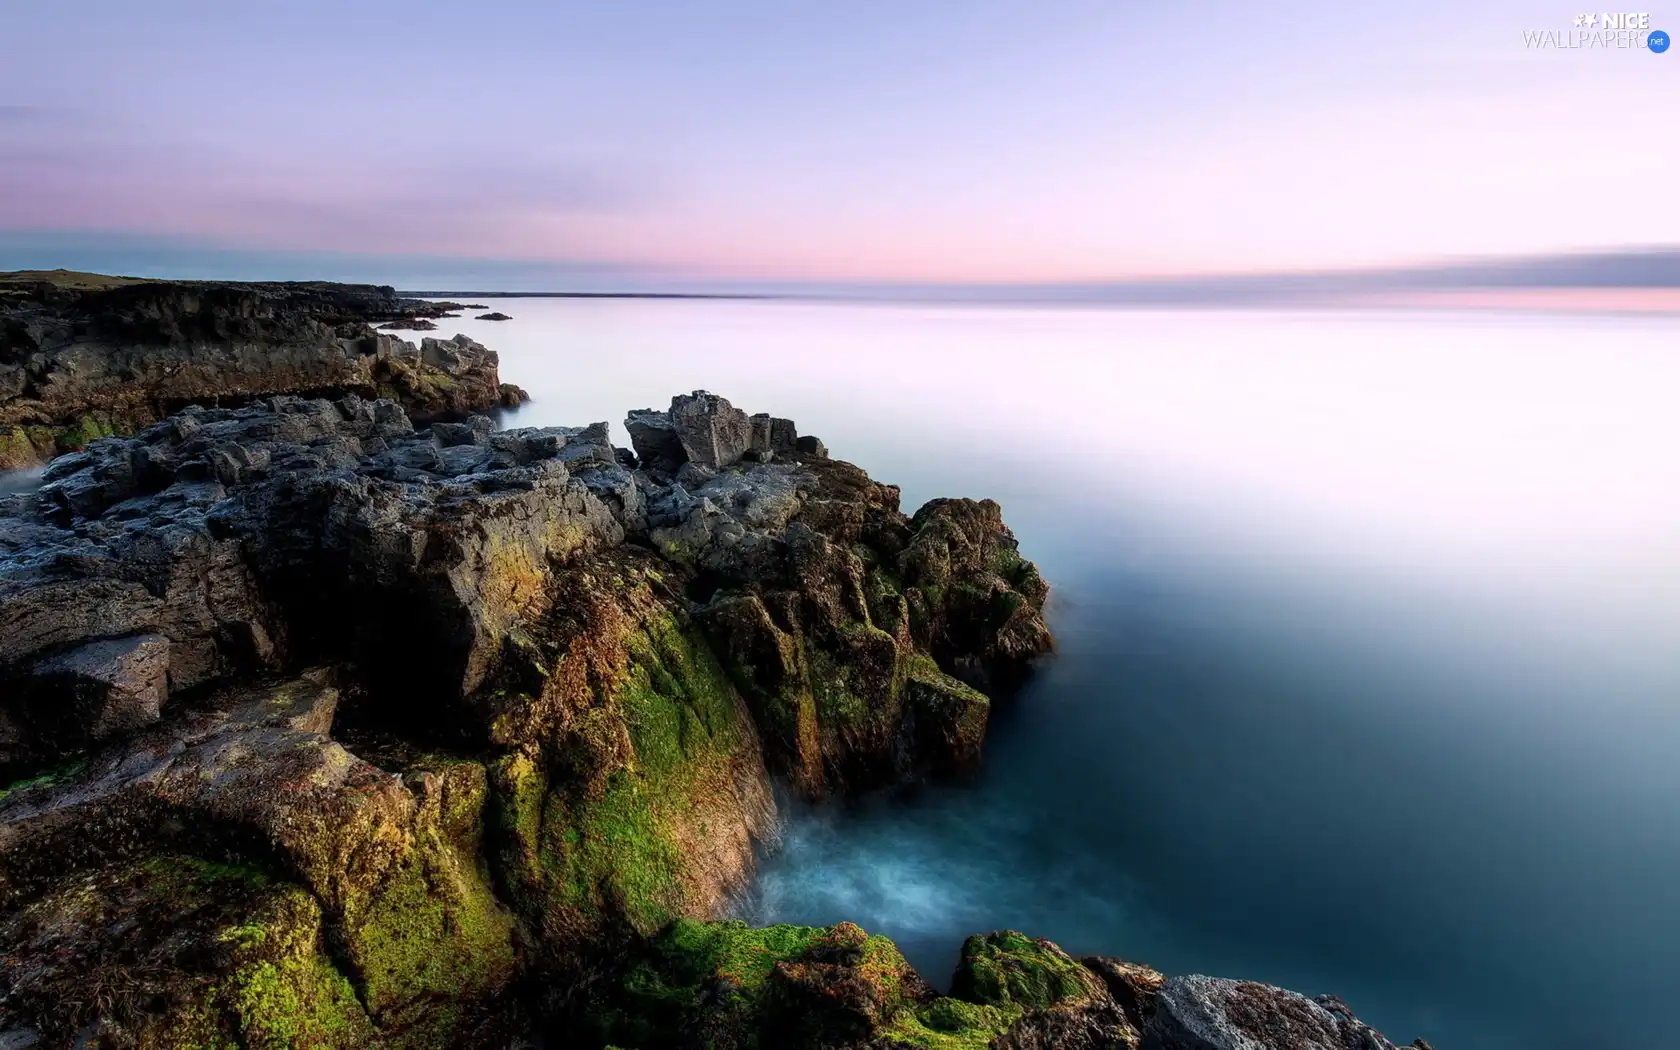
[1,1,1676,287]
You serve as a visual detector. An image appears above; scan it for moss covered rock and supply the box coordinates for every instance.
[0,676,520,1048]
[586,918,961,1050]
[950,931,1107,1011]
[582,920,1155,1050]
[0,853,377,1049]
[483,560,777,967]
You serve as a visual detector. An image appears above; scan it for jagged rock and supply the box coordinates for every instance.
[675,459,1052,796]
[1142,976,1407,1050]
[0,271,512,469]
[625,407,686,472]
[750,411,799,454]
[1085,956,1168,1033]
[670,390,754,469]
[0,388,1059,1046]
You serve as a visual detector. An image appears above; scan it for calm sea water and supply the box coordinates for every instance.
[474,300,1677,1048]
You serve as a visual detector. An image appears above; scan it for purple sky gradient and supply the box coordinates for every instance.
[2,1,1676,284]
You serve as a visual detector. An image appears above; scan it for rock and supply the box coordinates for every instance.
[625,407,686,472]
[586,923,1425,1050]
[464,303,489,310]
[797,434,828,458]
[0,394,630,772]
[0,387,1059,1046]
[378,317,438,330]
[499,382,530,407]
[585,919,943,1050]
[0,670,521,1048]
[750,411,799,454]
[629,394,804,476]
[26,633,171,744]
[670,389,754,469]
[476,312,513,321]
[953,931,1109,1011]
[1085,956,1168,1033]
[1142,976,1408,1050]
[0,271,514,469]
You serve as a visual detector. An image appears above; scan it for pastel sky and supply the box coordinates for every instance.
[1,1,1676,285]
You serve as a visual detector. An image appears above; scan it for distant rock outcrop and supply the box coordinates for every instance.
[475,311,513,321]
[0,271,513,469]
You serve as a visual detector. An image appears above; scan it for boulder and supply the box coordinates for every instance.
[26,633,170,742]
[670,389,755,469]
[1142,976,1408,1050]
[626,407,686,472]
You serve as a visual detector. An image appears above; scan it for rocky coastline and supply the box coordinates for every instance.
[0,277,1432,1049]
[0,271,523,471]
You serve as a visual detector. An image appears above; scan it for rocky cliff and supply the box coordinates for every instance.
[0,271,525,470]
[0,380,1426,1049]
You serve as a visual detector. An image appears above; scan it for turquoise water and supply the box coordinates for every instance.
[457,297,1680,1049]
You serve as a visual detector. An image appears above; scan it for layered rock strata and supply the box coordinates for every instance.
[0,271,513,469]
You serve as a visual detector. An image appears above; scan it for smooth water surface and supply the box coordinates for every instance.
[442,298,1680,1050]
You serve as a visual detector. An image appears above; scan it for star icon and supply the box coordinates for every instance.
[1575,12,1599,27]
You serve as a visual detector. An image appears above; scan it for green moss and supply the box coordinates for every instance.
[663,918,826,990]
[340,766,516,1044]
[0,757,87,803]
[949,930,1104,1010]
[590,919,828,1049]
[880,997,1020,1049]
[0,425,45,468]
[53,413,122,451]
[806,642,868,730]
[858,932,910,1002]
[217,886,376,1050]
[513,609,758,939]
[590,920,1016,1050]
[0,416,125,466]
